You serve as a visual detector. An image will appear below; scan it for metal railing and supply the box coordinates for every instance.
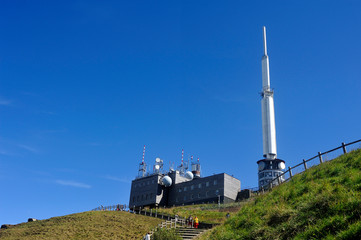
[259,139,361,192]
[92,204,126,211]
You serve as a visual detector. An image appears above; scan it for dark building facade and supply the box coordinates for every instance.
[129,171,240,209]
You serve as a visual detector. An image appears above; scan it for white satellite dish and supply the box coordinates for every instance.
[258,161,266,171]
[278,162,286,170]
[155,165,160,170]
[162,176,172,187]
[155,158,161,163]
[185,171,194,180]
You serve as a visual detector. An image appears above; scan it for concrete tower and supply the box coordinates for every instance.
[257,27,285,188]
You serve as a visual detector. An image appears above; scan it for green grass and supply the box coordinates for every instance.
[152,228,182,240]
[198,149,361,240]
[0,211,162,240]
[154,201,250,224]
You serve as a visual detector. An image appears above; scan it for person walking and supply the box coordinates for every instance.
[188,215,193,227]
[194,216,199,229]
[144,232,151,240]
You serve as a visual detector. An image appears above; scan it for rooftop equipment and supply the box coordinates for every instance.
[191,157,201,178]
[138,145,147,178]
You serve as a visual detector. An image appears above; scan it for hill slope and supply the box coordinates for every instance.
[198,149,361,240]
[0,211,162,240]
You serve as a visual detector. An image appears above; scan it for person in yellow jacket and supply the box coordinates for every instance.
[194,216,199,229]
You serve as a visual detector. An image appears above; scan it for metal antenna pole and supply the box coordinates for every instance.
[263,26,267,56]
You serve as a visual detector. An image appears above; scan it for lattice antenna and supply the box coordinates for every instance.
[138,145,147,178]
[142,145,146,163]
[181,149,184,166]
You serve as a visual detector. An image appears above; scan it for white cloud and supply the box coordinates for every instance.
[0,149,14,156]
[55,180,91,189]
[0,99,11,105]
[103,175,130,183]
[18,144,38,153]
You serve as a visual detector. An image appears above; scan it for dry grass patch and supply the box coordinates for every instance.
[0,211,162,240]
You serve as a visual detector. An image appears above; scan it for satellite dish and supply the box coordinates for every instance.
[155,158,161,163]
[162,176,172,187]
[185,171,194,180]
[278,162,286,170]
[258,161,266,171]
[155,165,160,170]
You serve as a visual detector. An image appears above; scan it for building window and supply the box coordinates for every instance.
[146,194,148,200]
[206,182,209,187]
[152,180,155,184]
[184,196,187,201]
[190,194,194,199]
[215,190,219,195]
[198,183,202,189]
[141,195,144,200]
[206,191,209,197]
[184,186,187,191]
[265,172,272,177]
[133,197,135,202]
[191,185,194,190]
[176,197,179,202]
[179,188,182,193]
[150,193,153,199]
[147,181,150,185]
[214,180,217,185]
[198,193,201,198]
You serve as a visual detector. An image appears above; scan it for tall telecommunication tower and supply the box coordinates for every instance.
[257,27,286,188]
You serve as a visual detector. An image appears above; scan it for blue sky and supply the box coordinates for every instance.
[1,0,361,224]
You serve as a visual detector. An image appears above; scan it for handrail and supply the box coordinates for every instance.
[260,139,361,191]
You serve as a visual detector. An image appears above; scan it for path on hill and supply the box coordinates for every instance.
[134,210,214,240]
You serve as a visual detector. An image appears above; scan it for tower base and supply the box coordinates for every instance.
[257,158,285,189]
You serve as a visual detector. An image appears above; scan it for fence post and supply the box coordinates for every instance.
[261,186,264,194]
[277,175,281,185]
[318,152,323,163]
[155,209,157,218]
[303,159,307,170]
[289,167,293,178]
[269,182,273,189]
[342,142,347,154]
[150,209,152,217]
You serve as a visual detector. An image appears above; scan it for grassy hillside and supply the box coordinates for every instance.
[198,149,361,240]
[0,211,162,240]
[155,201,249,224]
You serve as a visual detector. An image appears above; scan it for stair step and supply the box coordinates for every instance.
[174,227,209,240]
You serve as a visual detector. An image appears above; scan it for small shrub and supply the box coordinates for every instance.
[152,228,182,240]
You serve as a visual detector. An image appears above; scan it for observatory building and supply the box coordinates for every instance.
[129,148,241,209]
[257,27,286,188]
